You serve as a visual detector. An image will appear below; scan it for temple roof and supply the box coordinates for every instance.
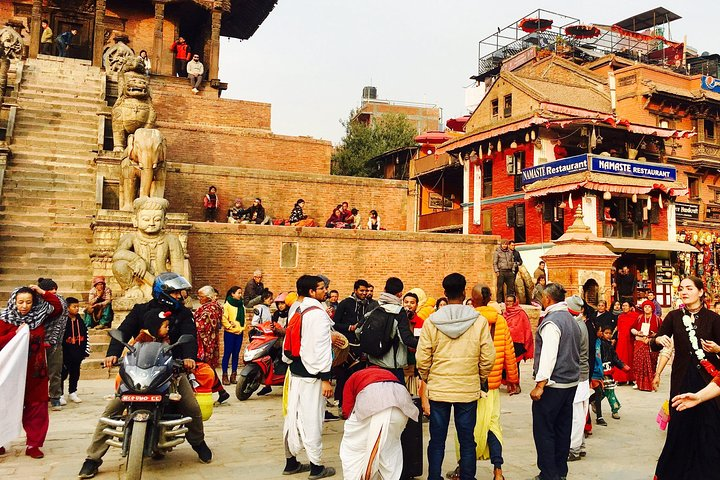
[221,0,278,40]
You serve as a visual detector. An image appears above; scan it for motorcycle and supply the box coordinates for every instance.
[236,320,287,400]
[99,329,196,480]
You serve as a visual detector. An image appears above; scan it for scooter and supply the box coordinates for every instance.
[99,329,195,480]
[236,320,287,400]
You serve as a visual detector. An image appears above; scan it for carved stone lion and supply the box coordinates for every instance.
[111,57,156,151]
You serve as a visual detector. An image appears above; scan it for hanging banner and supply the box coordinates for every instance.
[0,324,29,447]
[521,154,588,185]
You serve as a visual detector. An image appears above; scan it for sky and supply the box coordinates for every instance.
[218,1,717,146]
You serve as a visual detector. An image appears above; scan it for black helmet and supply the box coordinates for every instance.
[152,272,191,311]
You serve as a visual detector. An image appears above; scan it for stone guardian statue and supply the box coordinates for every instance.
[112,196,187,299]
[112,57,156,151]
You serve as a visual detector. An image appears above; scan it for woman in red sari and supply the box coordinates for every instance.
[0,285,62,458]
[613,300,636,384]
[194,286,223,370]
[631,300,661,391]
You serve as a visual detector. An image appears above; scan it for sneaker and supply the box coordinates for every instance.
[59,396,68,406]
[191,441,213,464]
[25,447,44,459]
[51,399,63,411]
[612,412,621,419]
[216,390,230,405]
[78,458,102,478]
[596,417,608,426]
[568,451,581,462]
[192,88,199,94]
[632,384,639,390]
[257,386,272,396]
[324,411,340,422]
[308,466,336,479]
[69,392,82,403]
[282,462,311,475]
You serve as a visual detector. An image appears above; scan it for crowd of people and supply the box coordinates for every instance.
[2,266,720,480]
[203,187,384,230]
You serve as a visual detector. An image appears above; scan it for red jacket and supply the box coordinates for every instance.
[342,366,400,419]
[170,41,191,61]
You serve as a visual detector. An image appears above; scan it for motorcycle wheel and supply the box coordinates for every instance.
[236,366,261,401]
[125,420,147,480]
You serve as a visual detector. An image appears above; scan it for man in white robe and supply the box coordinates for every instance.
[339,367,418,480]
[283,275,336,479]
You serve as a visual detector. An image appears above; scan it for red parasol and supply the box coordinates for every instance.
[564,24,600,39]
[446,116,470,132]
[519,17,553,33]
[415,131,451,144]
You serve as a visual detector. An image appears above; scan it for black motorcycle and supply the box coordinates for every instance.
[100,330,195,480]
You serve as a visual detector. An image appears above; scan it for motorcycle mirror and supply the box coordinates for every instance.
[166,334,195,351]
[108,329,135,353]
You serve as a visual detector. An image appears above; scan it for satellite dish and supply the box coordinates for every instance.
[702,51,710,56]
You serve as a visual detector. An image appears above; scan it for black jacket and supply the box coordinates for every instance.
[334,295,368,337]
[106,300,198,360]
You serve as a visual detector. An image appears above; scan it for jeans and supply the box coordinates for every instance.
[488,430,503,468]
[222,331,243,372]
[428,400,477,480]
[47,344,63,401]
[56,41,67,57]
[532,386,576,480]
[189,74,203,89]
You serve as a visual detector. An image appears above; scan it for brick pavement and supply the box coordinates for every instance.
[0,364,669,479]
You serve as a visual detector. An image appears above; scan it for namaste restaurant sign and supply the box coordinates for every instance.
[522,154,677,185]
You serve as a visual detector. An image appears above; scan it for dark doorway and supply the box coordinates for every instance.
[51,11,93,60]
[166,2,209,76]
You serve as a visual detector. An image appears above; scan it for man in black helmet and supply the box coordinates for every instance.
[78,273,212,478]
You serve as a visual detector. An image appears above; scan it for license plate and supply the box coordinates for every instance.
[121,394,162,402]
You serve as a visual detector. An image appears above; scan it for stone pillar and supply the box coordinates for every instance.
[28,0,42,58]
[209,8,222,79]
[93,0,107,67]
[153,1,165,75]
[542,204,619,304]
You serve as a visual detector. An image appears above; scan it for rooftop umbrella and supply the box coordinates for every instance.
[564,24,601,39]
[519,17,553,33]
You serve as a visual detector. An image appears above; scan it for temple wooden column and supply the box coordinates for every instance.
[28,0,42,58]
[92,0,106,67]
[153,1,165,74]
[209,8,222,79]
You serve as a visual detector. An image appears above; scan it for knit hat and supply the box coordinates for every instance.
[38,277,58,292]
[566,295,584,316]
[92,276,106,287]
[641,300,655,311]
[143,309,172,339]
[285,292,298,307]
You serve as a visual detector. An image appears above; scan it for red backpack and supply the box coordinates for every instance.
[283,306,321,360]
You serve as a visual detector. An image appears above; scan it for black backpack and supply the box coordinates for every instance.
[357,307,396,357]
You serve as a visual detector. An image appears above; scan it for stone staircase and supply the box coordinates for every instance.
[0,56,112,377]
[0,56,103,301]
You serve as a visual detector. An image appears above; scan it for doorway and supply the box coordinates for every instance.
[51,10,93,60]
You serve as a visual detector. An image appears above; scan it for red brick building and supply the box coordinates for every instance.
[412,8,719,306]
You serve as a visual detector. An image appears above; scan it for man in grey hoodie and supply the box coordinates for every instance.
[417,273,495,480]
[366,277,418,381]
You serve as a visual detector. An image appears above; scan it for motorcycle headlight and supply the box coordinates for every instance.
[123,366,166,392]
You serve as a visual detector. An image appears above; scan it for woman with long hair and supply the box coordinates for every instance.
[613,301,636,384]
[0,284,62,458]
[652,276,720,479]
[194,286,223,370]
[221,286,245,385]
[631,300,661,391]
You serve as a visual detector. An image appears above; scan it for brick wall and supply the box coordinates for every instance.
[187,223,499,302]
[165,162,409,229]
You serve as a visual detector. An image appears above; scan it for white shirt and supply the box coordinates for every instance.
[534,301,567,386]
[297,297,333,376]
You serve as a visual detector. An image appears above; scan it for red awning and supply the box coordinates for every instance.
[415,131,451,144]
[446,115,470,132]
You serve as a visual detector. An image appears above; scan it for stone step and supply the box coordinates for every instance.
[0,204,96,216]
[19,87,103,102]
[32,55,93,67]
[14,119,99,135]
[18,94,104,111]
[2,166,94,181]
[21,74,103,87]
[12,135,97,150]
[0,244,93,259]
[17,104,101,119]
[0,265,93,278]
[9,152,95,167]
[19,90,104,107]
[2,178,95,194]
[0,250,93,266]
[0,278,92,291]
[17,101,103,116]
[0,211,92,224]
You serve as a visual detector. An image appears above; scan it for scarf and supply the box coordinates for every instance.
[226,295,245,326]
[45,293,69,345]
[0,288,54,330]
[378,292,401,306]
[503,304,526,323]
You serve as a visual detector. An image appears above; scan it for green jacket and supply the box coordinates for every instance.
[41,26,53,44]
